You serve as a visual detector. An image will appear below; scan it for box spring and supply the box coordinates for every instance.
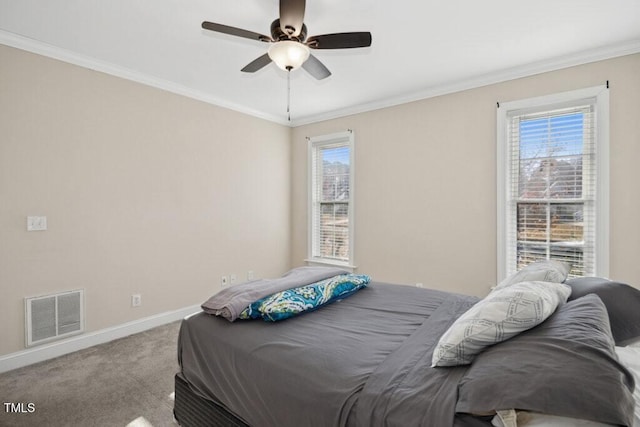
[174,373,249,427]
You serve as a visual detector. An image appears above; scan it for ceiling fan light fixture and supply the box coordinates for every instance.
[268,40,310,71]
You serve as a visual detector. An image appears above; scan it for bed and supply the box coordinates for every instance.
[174,264,640,427]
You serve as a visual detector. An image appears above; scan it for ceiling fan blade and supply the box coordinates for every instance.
[279,0,306,37]
[202,21,271,42]
[241,53,273,73]
[302,54,331,80]
[307,32,372,49]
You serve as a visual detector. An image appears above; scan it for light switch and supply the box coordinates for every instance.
[27,216,47,231]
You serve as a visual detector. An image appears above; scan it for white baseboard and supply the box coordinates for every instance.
[0,304,202,374]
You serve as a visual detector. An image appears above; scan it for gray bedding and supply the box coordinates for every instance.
[178,282,635,427]
[456,294,635,425]
[201,266,348,321]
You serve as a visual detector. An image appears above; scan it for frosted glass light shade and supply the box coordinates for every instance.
[268,41,310,71]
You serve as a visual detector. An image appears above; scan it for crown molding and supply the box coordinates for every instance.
[2,30,639,128]
[289,39,640,126]
[0,30,290,126]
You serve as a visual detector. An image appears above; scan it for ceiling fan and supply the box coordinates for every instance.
[201,0,372,80]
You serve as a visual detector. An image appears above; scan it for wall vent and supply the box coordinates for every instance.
[25,289,84,347]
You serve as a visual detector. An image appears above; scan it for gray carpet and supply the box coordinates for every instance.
[0,321,181,427]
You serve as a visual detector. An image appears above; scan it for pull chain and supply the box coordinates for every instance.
[286,67,292,122]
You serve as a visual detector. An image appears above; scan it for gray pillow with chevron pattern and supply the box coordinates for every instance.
[431,280,571,367]
[494,260,571,291]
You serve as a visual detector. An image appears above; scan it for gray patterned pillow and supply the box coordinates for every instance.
[494,260,571,291]
[431,281,571,367]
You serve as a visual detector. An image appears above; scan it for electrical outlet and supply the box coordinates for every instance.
[27,216,47,231]
[221,276,228,287]
[131,294,142,307]
[247,270,254,280]
[230,274,237,285]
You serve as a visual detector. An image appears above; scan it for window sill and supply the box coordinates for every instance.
[304,258,357,273]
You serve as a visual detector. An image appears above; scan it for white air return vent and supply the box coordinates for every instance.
[25,289,84,347]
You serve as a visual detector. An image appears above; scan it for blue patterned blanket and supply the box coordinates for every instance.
[239,274,370,321]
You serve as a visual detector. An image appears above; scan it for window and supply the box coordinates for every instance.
[308,131,354,267]
[497,86,609,280]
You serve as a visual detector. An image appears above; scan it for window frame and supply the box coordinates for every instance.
[497,85,609,281]
[306,130,356,269]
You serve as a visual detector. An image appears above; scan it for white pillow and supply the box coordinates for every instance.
[615,346,640,427]
[494,260,571,291]
[432,281,571,367]
[491,409,616,427]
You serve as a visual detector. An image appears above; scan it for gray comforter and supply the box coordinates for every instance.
[178,282,635,427]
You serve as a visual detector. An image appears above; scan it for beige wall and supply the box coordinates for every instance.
[0,45,292,356]
[2,43,639,358]
[291,53,640,297]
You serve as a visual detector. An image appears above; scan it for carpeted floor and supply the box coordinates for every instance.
[0,321,181,427]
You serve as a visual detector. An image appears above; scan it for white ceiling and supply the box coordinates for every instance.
[1,0,639,126]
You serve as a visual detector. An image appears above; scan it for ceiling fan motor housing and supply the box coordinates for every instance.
[271,19,307,42]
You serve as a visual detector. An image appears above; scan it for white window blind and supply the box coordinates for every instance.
[508,104,595,276]
[308,131,354,266]
[498,86,609,280]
